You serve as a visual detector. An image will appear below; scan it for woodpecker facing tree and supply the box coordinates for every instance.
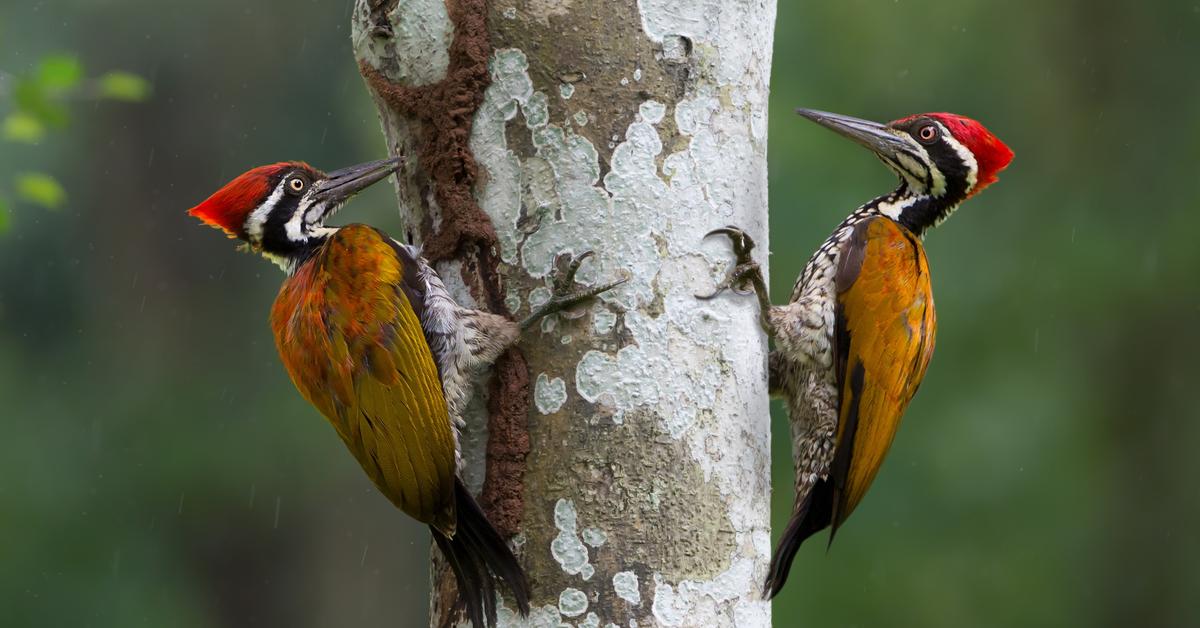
[702,109,1013,598]
[188,157,622,627]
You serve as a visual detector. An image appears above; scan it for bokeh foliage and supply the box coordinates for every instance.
[0,49,148,230]
[1,1,1198,627]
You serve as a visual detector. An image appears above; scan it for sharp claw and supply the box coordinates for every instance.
[564,276,627,306]
[731,285,755,297]
[597,275,629,293]
[572,250,596,266]
[702,226,759,270]
[703,227,739,240]
[698,280,752,300]
[560,250,596,287]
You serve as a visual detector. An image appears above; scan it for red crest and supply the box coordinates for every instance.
[894,113,1013,197]
[188,162,304,238]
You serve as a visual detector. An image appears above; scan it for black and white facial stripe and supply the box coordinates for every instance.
[876,118,981,236]
[244,168,338,265]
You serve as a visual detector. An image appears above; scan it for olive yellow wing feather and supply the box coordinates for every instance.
[829,216,937,534]
[270,224,457,534]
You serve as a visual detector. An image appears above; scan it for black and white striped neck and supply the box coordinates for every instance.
[847,184,965,238]
[259,227,335,275]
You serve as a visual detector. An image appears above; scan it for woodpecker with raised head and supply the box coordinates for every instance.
[702,109,1013,598]
[188,157,622,627]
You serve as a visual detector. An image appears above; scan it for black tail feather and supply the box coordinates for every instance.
[763,478,834,599]
[432,531,486,625]
[433,479,531,627]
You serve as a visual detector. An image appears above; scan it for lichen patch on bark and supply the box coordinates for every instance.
[357,0,776,625]
[514,408,737,626]
[468,2,774,617]
[489,0,693,171]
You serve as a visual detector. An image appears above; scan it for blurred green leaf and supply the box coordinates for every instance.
[13,78,69,128]
[15,173,66,209]
[98,71,150,102]
[0,197,9,233]
[36,54,83,90]
[3,112,45,143]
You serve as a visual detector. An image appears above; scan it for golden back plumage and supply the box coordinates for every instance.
[269,224,457,535]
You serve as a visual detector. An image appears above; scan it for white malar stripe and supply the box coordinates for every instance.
[941,123,979,193]
[284,200,309,243]
[245,181,287,244]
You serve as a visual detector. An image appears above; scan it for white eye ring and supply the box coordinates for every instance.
[289,178,305,192]
[918,125,938,143]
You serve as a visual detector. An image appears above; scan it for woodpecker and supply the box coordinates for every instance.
[702,109,1013,598]
[188,157,622,627]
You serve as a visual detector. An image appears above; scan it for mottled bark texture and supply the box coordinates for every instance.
[353,0,776,626]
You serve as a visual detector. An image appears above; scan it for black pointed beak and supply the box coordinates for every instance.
[795,108,910,162]
[311,156,403,204]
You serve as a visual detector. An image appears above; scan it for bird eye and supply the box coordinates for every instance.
[288,177,306,192]
[917,124,939,144]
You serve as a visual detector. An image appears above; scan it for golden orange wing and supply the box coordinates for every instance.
[269,224,457,535]
[829,216,937,534]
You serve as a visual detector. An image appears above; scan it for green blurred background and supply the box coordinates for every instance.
[2,1,1198,626]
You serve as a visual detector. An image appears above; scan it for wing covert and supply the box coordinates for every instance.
[828,216,937,534]
[269,224,457,534]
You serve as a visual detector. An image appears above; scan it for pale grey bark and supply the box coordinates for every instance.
[352,1,776,626]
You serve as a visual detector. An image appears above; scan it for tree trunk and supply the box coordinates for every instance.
[351,1,775,626]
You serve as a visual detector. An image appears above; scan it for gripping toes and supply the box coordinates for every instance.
[556,251,628,306]
[698,226,764,299]
[520,251,628,330]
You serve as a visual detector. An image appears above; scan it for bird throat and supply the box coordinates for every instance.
[868,186,961,237]
[252,229,334,275]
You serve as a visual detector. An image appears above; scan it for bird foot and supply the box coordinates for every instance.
[697,226,766,300]
[519,251,628,331]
